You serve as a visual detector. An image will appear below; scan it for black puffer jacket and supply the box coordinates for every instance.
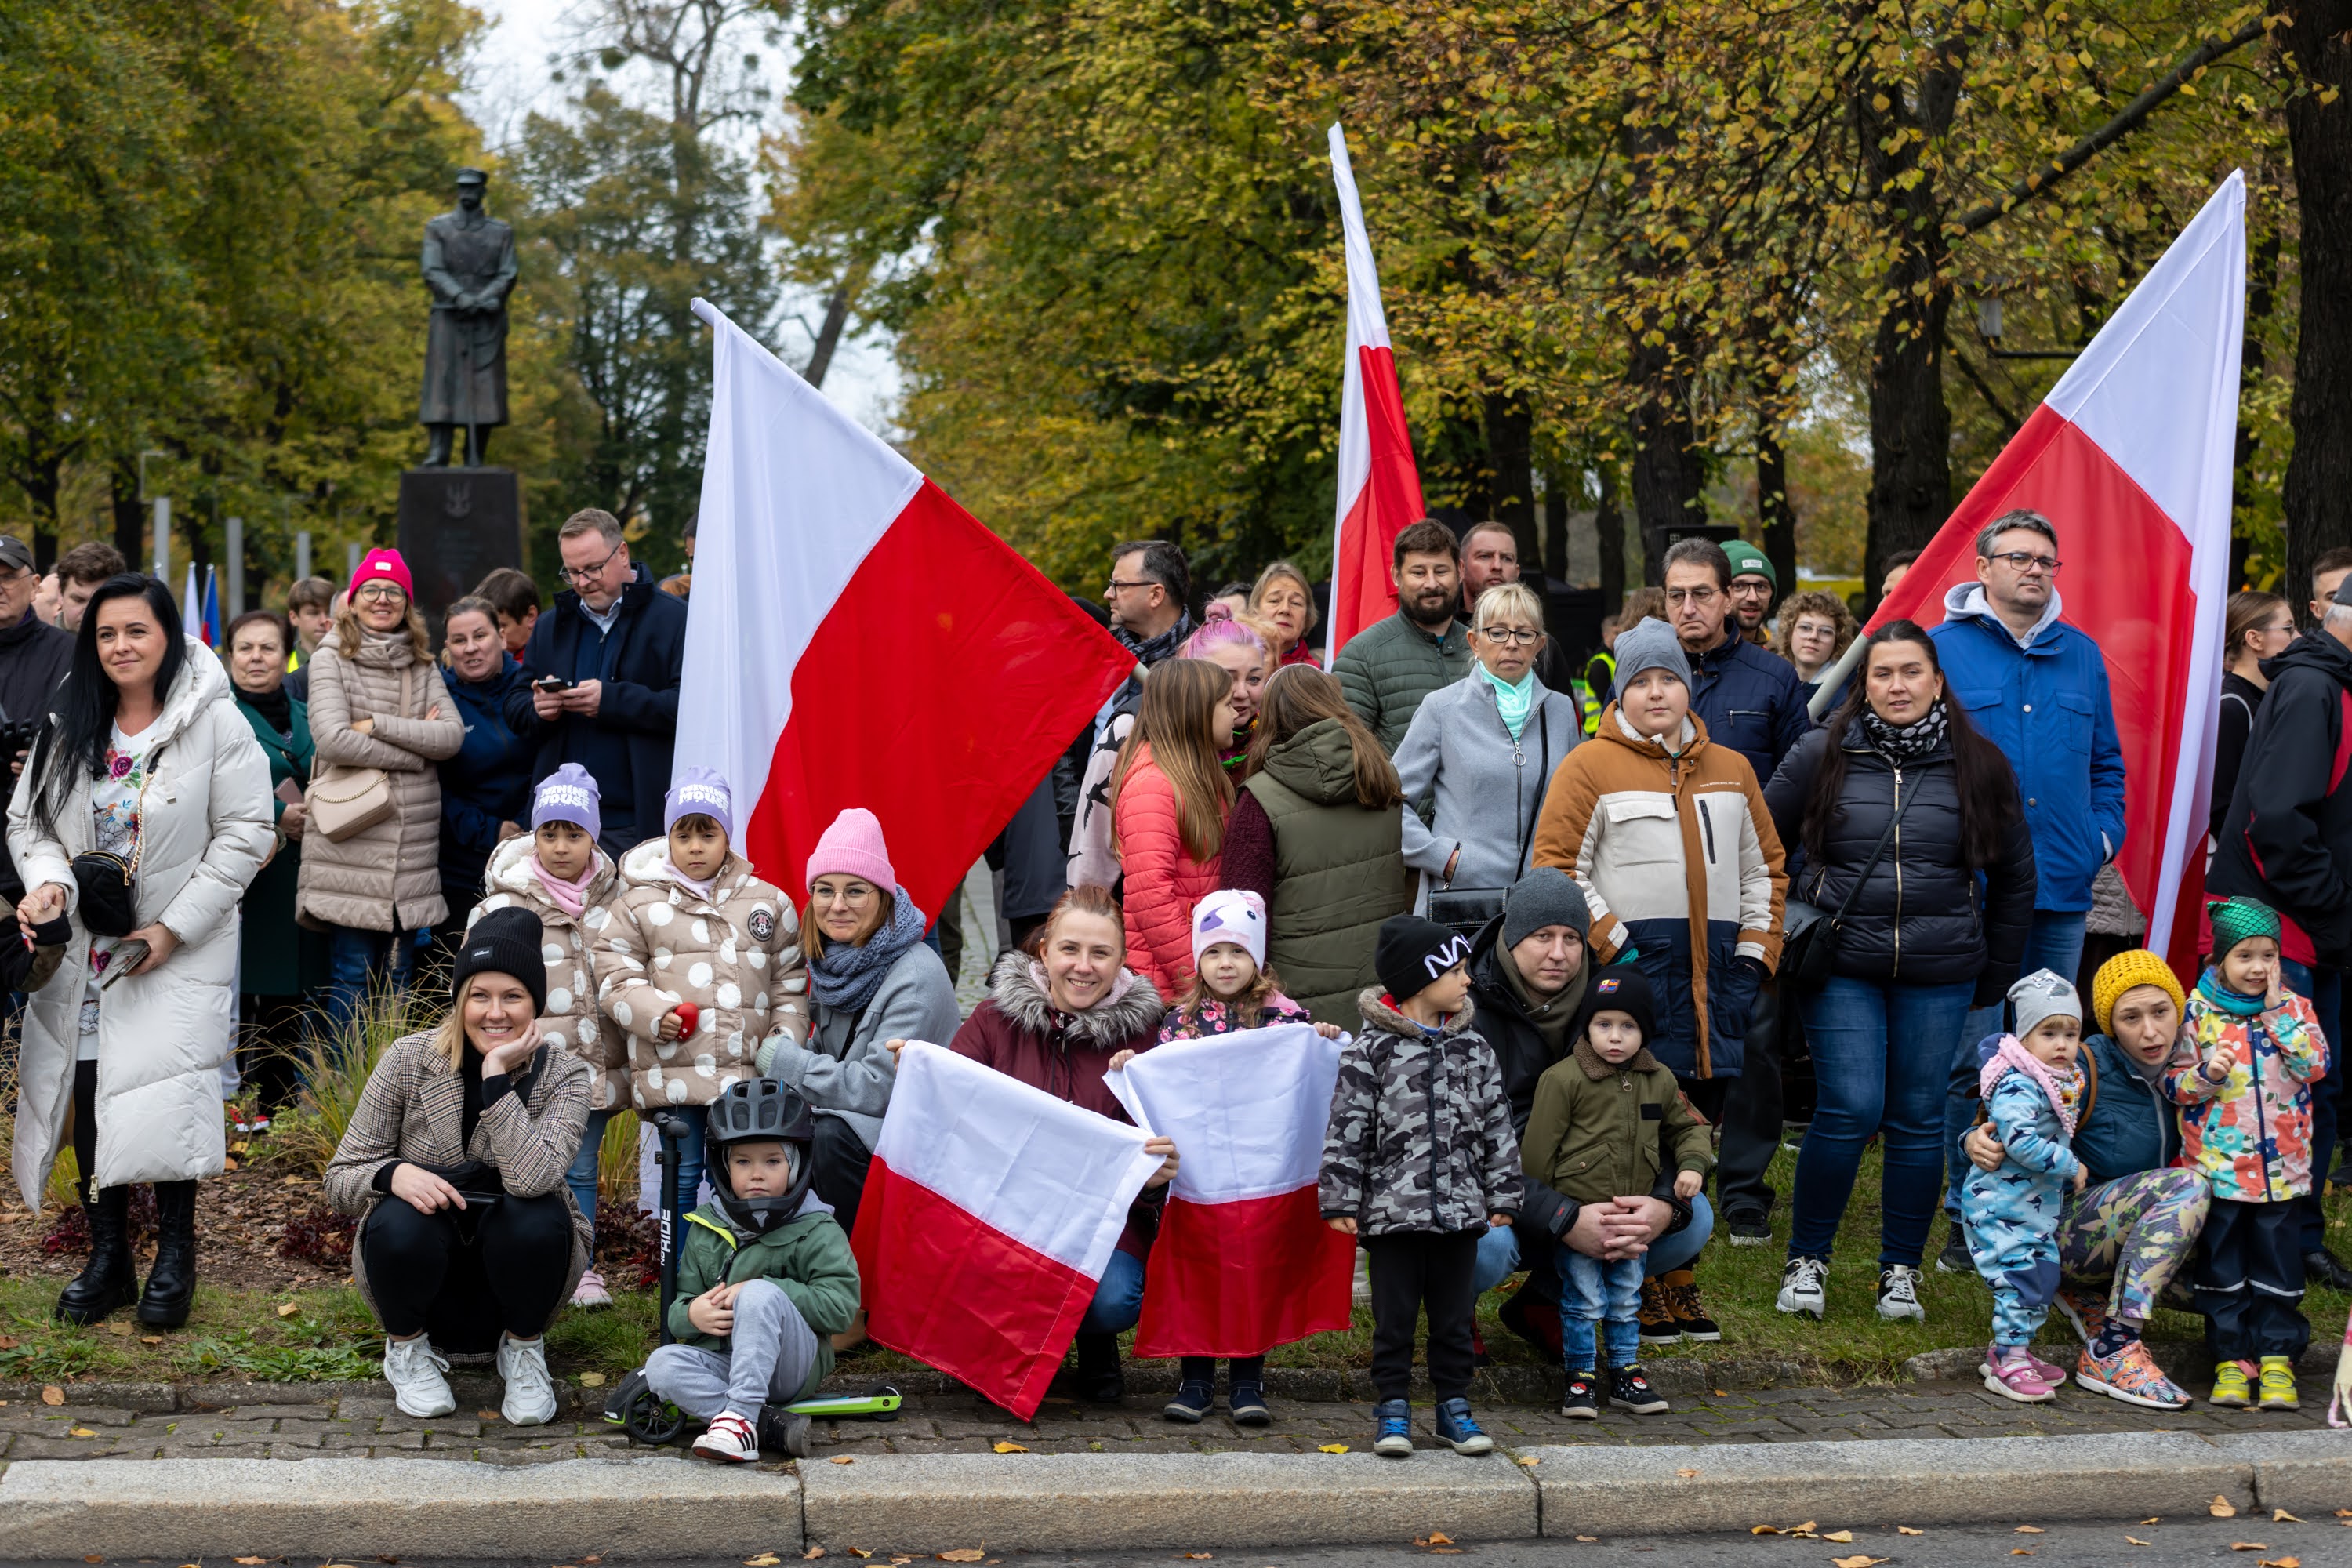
[1763,718,2036,1000]
[2209,630,2352,964]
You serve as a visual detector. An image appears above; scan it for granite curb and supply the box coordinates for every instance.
[0,1428,2341,1556]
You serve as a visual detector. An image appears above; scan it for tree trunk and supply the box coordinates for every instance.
[804,258,873,390]
[1482,392,1537,566]
[1595,461,1627,614]
[2235,193,2281,591]
[2281,8,2352,606]
[1628,339,1706,585]
[111,464,145,568]
[1542,468,1571,583]
[1758,425,1798,600]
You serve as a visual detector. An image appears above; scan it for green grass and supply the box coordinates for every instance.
[0,1144,2341,1392]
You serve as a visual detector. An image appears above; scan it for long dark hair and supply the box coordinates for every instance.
[1802,619,2018,871]
[32,575,185,837]
[1247,665,1403,808]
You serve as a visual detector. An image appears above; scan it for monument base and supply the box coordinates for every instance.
[397,466,523,637]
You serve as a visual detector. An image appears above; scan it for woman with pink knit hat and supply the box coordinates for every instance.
[757,808,959,1252]
[296,548,463,1036]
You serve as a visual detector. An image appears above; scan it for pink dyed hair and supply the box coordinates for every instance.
[1181,602,1269,660]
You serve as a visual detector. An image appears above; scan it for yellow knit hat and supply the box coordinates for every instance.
[2090,948,2186,1036]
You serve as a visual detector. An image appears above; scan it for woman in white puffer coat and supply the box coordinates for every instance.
[10,575,274,1329]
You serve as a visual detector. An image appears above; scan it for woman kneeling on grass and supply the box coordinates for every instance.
[325,906,593,1424]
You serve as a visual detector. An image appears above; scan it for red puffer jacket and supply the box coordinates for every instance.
[1112,742,1226,993]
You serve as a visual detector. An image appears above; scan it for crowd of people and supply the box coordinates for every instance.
[0,499,2343,1464]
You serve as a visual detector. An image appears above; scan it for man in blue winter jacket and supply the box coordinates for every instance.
[1930,508,2126,1267]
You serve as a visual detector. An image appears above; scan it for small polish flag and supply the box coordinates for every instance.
[853,1042,1166,1420]
[1106,1024,1356,1358]
[181,564,220,647]
[1868,172,2245,974]
[1324,124,1428,666]
[679,299,1134,914]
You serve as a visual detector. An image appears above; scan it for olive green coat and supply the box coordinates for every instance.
[1519,1040,1714,1207]
[1242,718,1413,1032]
[1332,612,1473,754]
[665,1199,861,1400]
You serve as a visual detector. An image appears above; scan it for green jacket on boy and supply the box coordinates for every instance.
[663,1196,862,1400]
[1519,1040,1713,1206]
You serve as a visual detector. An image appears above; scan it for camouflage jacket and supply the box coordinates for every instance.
[1319,989,1522,1236]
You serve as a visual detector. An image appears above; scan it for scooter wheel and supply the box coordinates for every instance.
[869,1382,901,1423]
[621,1382,688,1446]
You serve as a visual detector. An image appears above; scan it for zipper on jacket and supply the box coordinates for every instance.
[2249,1018,2273,1198]
[1889,766,1904,979]
[1700,797,1718,864]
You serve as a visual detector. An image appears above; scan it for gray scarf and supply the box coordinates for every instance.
[808,894,928,1015]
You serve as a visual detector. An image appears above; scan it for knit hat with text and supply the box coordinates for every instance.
[531,762,601,840]
[664,767,735,840]
[1375,914,1473,1004]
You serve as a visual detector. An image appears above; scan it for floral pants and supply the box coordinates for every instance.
[2057,1167,2209,1324]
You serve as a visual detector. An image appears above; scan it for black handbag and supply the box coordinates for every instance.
[70,742,157,940]
[1425,706,1552,936]
[1780,779,1918,989]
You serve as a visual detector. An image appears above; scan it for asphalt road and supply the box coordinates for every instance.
[84,1515,2343,1568]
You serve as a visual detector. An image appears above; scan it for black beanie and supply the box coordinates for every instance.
[453,906,549,1016]
[1570,965,1657,1048]
[1376,914,1474,1003]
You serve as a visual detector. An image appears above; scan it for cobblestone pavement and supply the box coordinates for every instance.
[0,1372,2328,1465]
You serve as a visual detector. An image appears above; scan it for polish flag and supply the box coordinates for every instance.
[853,1042,1167,1420]
[1324,124,1428,665]
[679,299,1135,915]
[1867,172,2246,973]
[1106,1025,1356,1358]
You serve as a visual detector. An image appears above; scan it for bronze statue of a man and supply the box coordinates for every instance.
[419,167,518,467]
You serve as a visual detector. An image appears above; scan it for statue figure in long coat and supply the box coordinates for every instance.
[419,167,518,466]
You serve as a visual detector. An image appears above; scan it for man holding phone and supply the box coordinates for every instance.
[505,509,687,857]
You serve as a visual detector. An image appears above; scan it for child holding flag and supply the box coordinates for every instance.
[1320,915,1518,1459]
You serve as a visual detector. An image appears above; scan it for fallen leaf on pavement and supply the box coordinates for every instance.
[140,1337,161,1345]
[1750,1526,1781,1536]
[1575,1537,1597,1544]
[579,1373,605,1388]
[1675,1468,1700,1479]
[992,1442,1029,1454]
[2213,1497,2240,1519]
[848,1553,870,1561]
[1792,1523,1817,1535]
[1317,1443,1348,1454]
[805,1551,826,1561]
[2016,1526,2043,1534]
[41,1387,62,1406]
[1823,1531,1853,1543]
[477,1410,499,1421]
[275,1302,300,1318]
[2126,1538,2152,1548]
[2274,1512,2303,1523]
[1896,1528,1923,1537]
[1829,1557,1885,1568]
[1711,1388,1728,1397]
[937,1553,985,1563]
[829,1456,855,1465]
[2141,1518,2161,1525]
[0,1335,19,1350]
[1413,1534,1453,1548]
[67,1427,95,1437]
[2010,1552,2034,1558]
[82,1557,101,1564]
[1181,1555,1213,1560]
[107,1321,129,1336]
[1515,1456,1540,1467]
[744,1555,782,1566]
[236,1559,270,1564]
[2258,1559,2300,1568]
[2227,1546,2267,1554]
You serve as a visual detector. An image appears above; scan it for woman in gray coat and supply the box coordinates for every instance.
[757,809,958,1251]
[1394,583,1581,927]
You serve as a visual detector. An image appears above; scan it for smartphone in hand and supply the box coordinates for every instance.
[100,938,149,988]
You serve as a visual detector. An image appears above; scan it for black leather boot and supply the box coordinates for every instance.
[135,1181,198,1328]
[1073,1332,1124,1404]
[55,1185,136,1325]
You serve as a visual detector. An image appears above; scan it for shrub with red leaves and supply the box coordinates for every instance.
[595,1199,659,1291]
[42,1185,156,1256]
[278,1200,356,1267]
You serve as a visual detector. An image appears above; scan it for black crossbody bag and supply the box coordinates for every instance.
[1780,782,1918,989]
[1426,706,1552,936]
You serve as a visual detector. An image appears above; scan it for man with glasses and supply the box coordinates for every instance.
[1929,507,2126,1272]
[505,507,688,856]
[1458,521,1578,695]
[1723,540,1777,647]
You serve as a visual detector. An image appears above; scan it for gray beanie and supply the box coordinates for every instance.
[1611,616,1692,694]
[1502,867,1591,949]
[2008,967,2082,1040]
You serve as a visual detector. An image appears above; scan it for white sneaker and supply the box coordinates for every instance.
[497,1333,559,1426]
[1875,1263,1927,1323]
[383,1334,456,1418]
[572,1268,614,1308]
[692,1410,760,1463]
[1776,1254,1828,1318]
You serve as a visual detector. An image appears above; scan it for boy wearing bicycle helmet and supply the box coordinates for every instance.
[643,1080,861,1462]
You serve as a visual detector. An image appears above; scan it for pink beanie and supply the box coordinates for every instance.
[807,808,897,896]
[350,547,414,602]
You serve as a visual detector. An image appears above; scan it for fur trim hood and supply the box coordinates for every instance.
[1356,986,1478,1039]
[986,949,1165,1047]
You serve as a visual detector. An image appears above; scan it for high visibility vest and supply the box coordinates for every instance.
[1578,650,1613,735]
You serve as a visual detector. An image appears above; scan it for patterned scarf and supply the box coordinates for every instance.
[808,893,929,1014]
[1977,1033,2085,1136]
[1858,699,1949,764]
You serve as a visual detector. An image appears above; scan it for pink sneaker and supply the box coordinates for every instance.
[571,1268,613,1309]
[2023,1347,2067,1383]
[1981,1344,2057,1403]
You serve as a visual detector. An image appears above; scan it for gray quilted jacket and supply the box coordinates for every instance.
[1319,989,1521,1236]
[1333,612,1472,754]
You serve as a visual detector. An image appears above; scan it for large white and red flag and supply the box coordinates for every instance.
[853,1043,1166,1420]
[680,299,1134,913]
[1867,172,2246,972]
[1324,124,1428,664]
[1105,1025,1356,1358]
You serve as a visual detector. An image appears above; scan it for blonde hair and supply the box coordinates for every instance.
[430,992,473,1071]
[1112,659,1235,861]
[798,884,895,962]
[1247,560,1319,635]
[332,599,432,662]
[1173,956,1287,1029]
[1472,582,1544,635]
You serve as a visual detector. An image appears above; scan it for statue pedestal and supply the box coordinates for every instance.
[397,466,523,637]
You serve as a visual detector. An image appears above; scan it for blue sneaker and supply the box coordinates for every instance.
[1373,1397,1414,1457]
[1162,1379,1214,1424]
[1433,1396,1493,1455]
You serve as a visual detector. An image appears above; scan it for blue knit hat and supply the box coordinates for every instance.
[531,762,601,840]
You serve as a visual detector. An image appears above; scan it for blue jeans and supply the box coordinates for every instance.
[1556,1250,1644,1370]
[324,924,417,1043]
[1078,1247,1145,1335]
[2280,958,2342,1254]
[566,1107,616,1245]
[1945,910,2086,1219]
[1795,976,1975,1265]
[1472,1193,1714,1294]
